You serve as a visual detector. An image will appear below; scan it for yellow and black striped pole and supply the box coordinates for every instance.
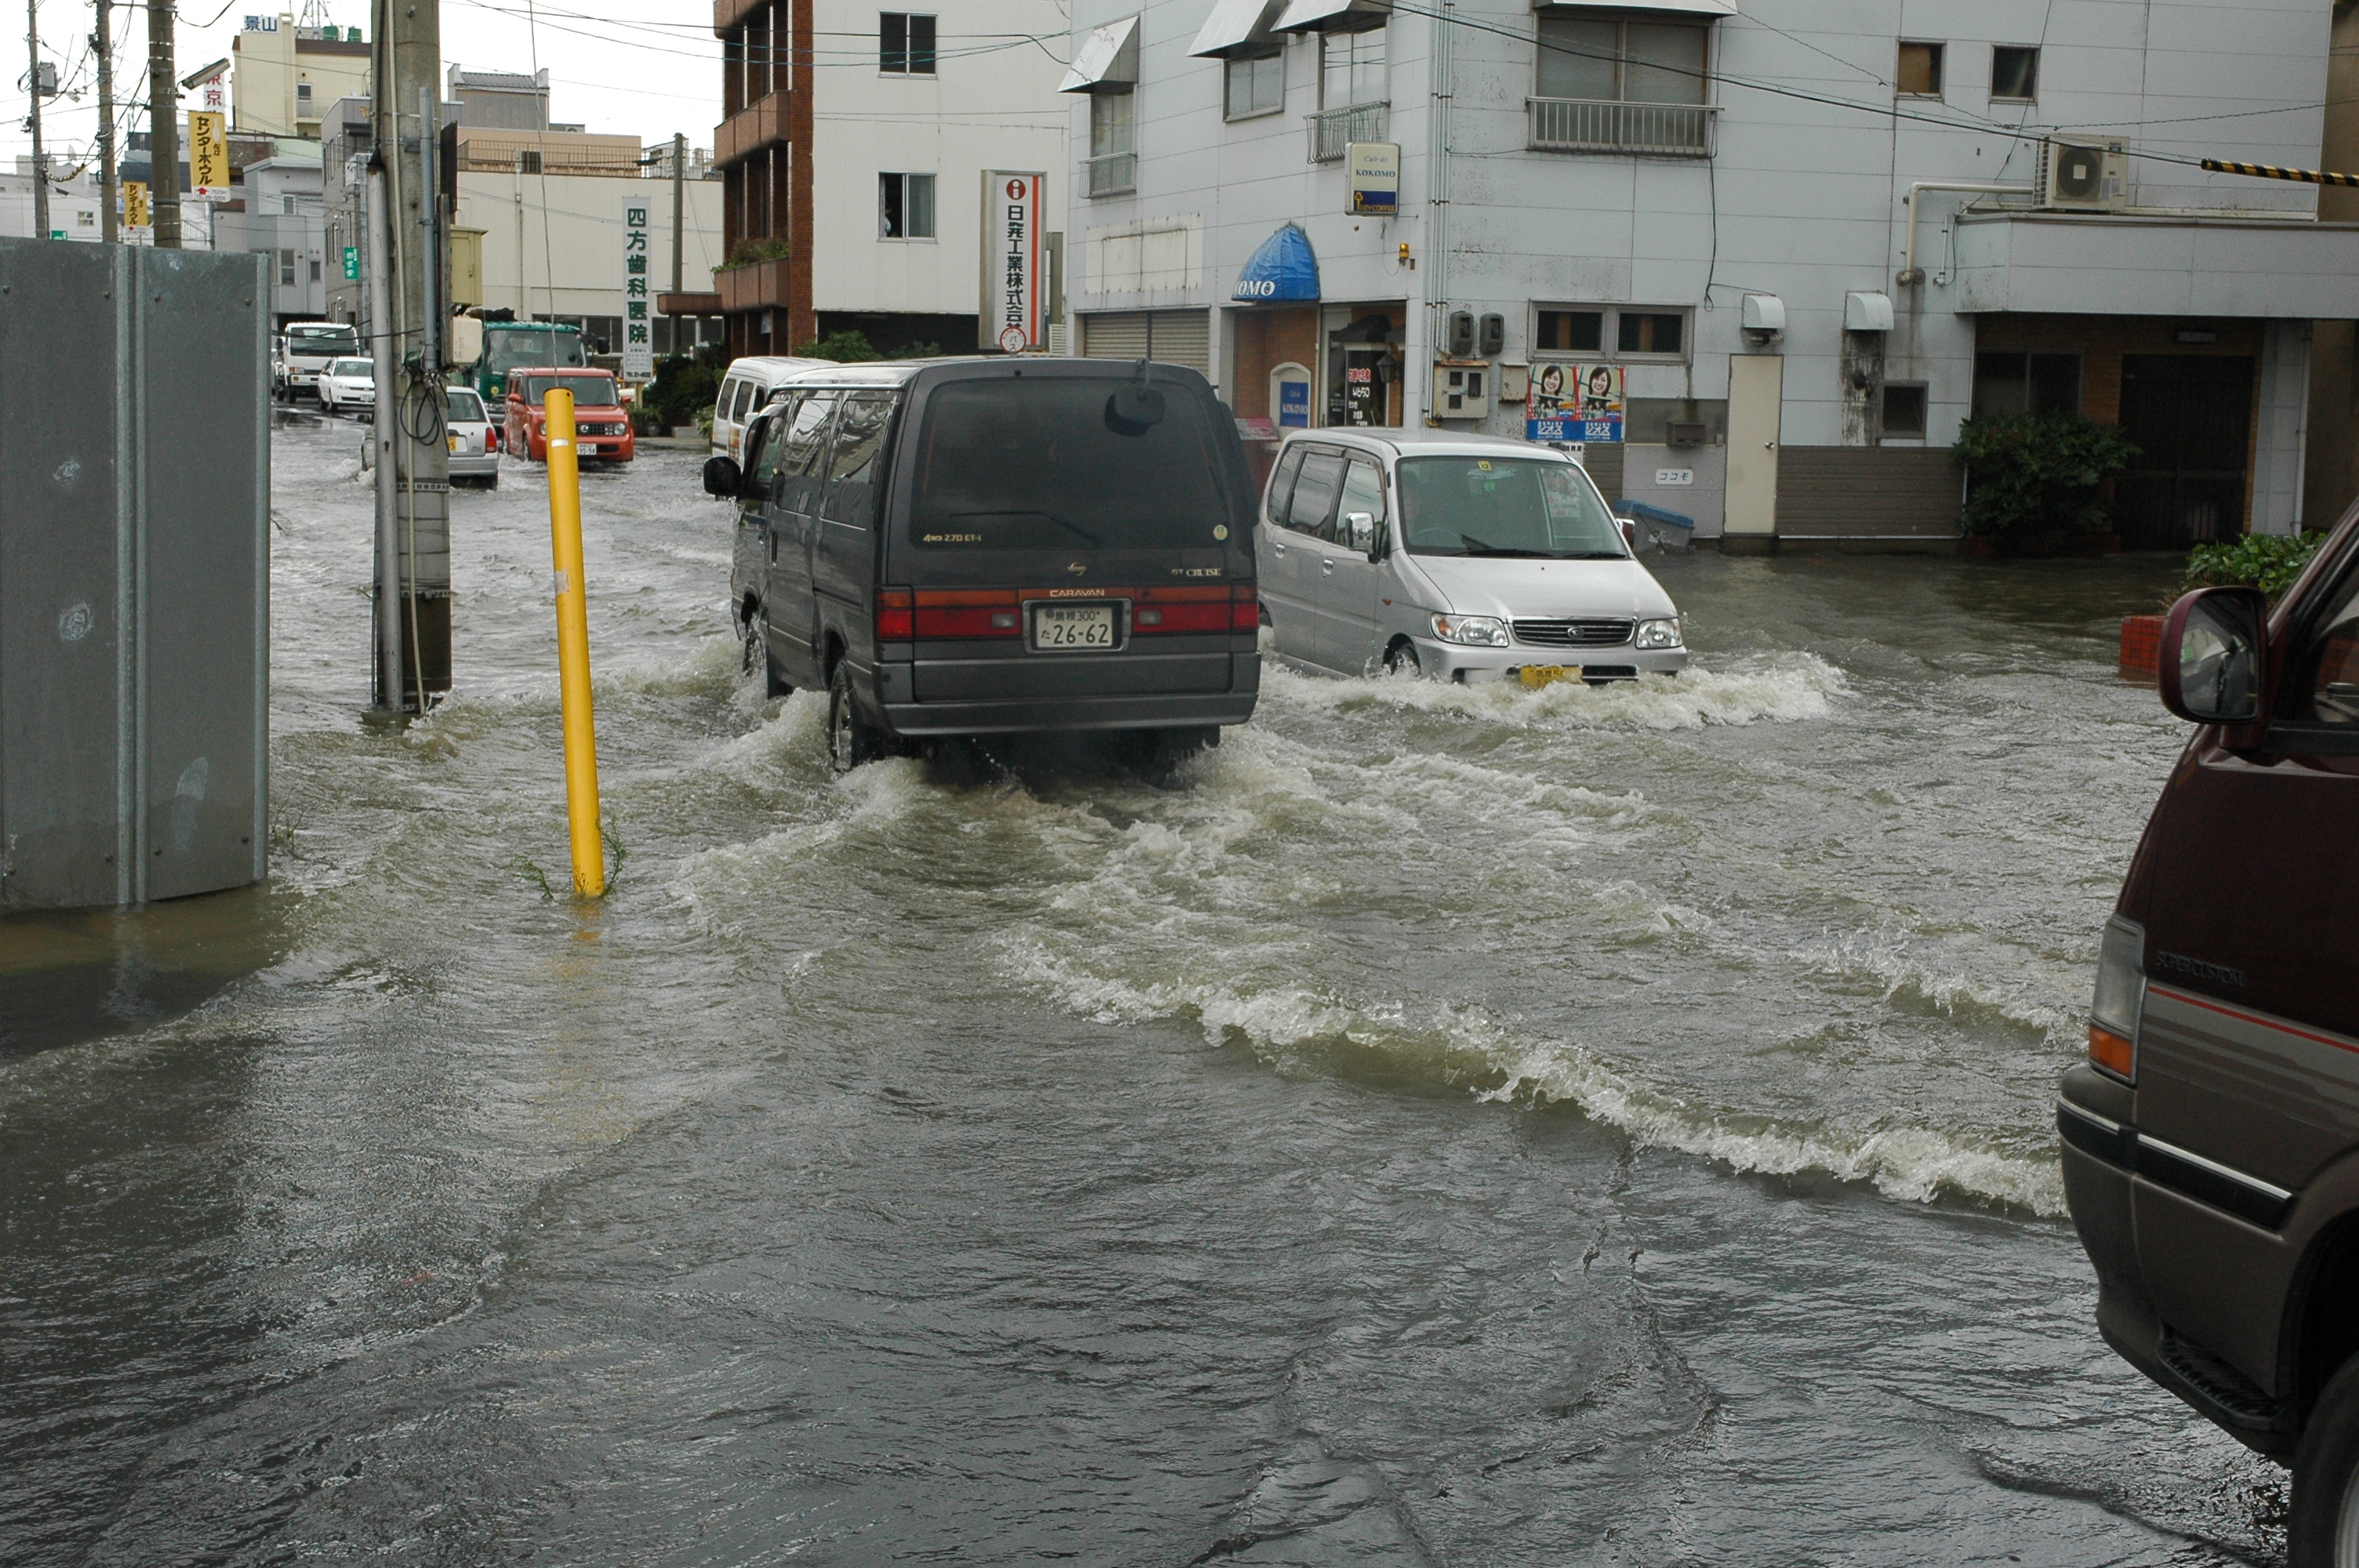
[2201,158,2359,189]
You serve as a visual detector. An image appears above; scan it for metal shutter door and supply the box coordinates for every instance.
[1081,312,1150,360]
[1146,310,1210,373]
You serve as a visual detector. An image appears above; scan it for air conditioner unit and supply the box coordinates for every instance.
[2039,137,2128,211]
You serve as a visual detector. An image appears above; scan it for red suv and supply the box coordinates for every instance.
[2062,501,2359,1563]
[504,368,636,464]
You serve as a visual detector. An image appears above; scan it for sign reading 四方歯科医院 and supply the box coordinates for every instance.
[621,198,653,381]
[1525,362,1624,444]
[980,172,1043,354]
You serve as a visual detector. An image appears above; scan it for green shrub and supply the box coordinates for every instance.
[2184,531,2325,599]
[1953,413,2140,543]
[638,346,726,432]
[798,329,880,363]
[714,236,791,273]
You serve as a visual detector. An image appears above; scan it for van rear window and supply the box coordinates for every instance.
[907,378,1230,550]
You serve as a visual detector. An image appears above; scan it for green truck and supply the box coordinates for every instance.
[468,319,588,404]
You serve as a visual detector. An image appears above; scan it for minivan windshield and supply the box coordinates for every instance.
[516,374,618,407]
[908,377,1231,550]
[1396,456,1627,559]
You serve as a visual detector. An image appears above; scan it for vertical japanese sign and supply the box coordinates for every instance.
[122,180,150,229]
[187,111,231,201]
[980,171,1043,354]
[198,71,227,115]
[1525,363,1624,443]
[621,197,653,380]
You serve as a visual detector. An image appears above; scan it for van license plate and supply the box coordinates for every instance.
[1031,603,1118,652]
[1519,665,1583,688]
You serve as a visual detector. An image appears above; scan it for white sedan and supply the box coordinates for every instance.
[318,358,375,416]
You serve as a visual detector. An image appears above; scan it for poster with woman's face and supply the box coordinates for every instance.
[1525,363,1622,442]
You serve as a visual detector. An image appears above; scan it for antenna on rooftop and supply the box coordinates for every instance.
[297,0,333,29]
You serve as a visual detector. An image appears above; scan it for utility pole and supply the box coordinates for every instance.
[94,0,115,244]
[26,0,47,240]
[147,0,179,246]
[367,0,450,713]
[669,130,684,354]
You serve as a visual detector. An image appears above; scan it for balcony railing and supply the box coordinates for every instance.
[1084,150,1136,198]
[1307,101,1388,164]
[1527,97,1717,158]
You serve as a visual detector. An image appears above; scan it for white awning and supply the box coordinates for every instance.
[1191,0,1289,57]
[1274,0,1389,33]
[1533,0,1736,16]
[1060,15,1142,93]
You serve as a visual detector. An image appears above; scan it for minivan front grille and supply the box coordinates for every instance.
[1513,618,1633,648]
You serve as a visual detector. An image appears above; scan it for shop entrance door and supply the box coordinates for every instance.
[2115,355,2255,549]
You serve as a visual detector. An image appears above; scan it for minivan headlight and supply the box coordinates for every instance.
[1432,613,1509,647]
[1635,617,1683,650]
[2088,915,2145,1083]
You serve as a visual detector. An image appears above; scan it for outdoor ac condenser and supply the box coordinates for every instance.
[2038,138,2129,211]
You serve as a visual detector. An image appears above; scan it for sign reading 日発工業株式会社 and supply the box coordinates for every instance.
[980,172,1045,354]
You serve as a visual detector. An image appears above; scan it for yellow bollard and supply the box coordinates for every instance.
[543,387,605,898]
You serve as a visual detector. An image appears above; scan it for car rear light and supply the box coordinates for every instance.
[876,587,914,641]
[1232,583,1259,631]
[913,589,1021,638]
[2088,915,2145,1084]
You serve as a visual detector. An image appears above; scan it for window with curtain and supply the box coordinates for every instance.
[1320,26,1387,109]
[1091,88,1136,158]
[1535,16,1707,104]
[1226,50,1283,119]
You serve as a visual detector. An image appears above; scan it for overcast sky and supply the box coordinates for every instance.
[7,0,723,168]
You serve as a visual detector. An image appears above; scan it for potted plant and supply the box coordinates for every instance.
[1954,412,2139,557]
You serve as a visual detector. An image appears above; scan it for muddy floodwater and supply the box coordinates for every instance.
[2,420,2283,1564]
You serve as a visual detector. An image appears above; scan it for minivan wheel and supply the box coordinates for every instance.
[1383,640,1422,678]
[2290,1356,2359,1566]
[827,662,883,774]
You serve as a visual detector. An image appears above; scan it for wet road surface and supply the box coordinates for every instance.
[2,419,2283,1564]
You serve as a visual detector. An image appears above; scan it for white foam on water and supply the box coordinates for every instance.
[1262,652,1847,731]
[1794,931,2081,1049]
[1000,937,2064,1216]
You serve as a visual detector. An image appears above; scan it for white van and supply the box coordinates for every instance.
[711,356,828,462]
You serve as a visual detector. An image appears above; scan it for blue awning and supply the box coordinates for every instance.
[1233,224,1319,303]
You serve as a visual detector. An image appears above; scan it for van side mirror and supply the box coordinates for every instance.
[1343,510,1379,559]
[2160,586,2269,727]
[702,455,743,498]
[1619,517,1639,550]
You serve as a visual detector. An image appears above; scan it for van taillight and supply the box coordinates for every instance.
[876,587,914,641]
[913,589,1022,638]
[1231,583,1258,631]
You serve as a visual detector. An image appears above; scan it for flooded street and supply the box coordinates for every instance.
[2,419,2284,1563]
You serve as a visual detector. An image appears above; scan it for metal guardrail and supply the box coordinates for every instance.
[1527,97,1716,157]
[1307,102,1388,163]
[1085,151,1136,198]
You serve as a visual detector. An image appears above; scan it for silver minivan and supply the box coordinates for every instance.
[1257,430,1688,683]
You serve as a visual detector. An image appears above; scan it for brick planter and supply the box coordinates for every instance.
[2120,614,2165,682]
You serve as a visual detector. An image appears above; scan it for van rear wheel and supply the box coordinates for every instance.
[2290,1355,2359,1566]
[827,662,883,774]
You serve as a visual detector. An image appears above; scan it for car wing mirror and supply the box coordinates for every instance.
[2160,586,2270,729]
[1342,510,1383,561]
[1618,517,1640,550]
[702,455,743,499]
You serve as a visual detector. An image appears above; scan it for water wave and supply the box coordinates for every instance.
[1262,652,1845,731]
[999,938,2064,1216]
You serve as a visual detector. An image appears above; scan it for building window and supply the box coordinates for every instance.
[1881,383,1928,440]
[1536,16,1707,105]
[1320,26,1386,110]
[879,172,936,238]
[518,149,543,174]
[1990,45,2038,102]
[1226,49,1283,120]
[1534,304,1689,362]
[309,258,322,281]
[881,13,936,74]
[1087,88,1136,196]
[297,81,313,107]
[283,194,296,214]
[279,249,296,286]
[1896,41,1943,97]
[1972,350,2081,419]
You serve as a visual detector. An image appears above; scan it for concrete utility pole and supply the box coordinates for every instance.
[26,0,47,240]
[93,1,115,243]
[147,0,179,247]
[669,130,684,352]
[368,0,451,713]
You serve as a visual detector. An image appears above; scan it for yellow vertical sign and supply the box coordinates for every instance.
[187,111,230,198]
[122,180,150,227]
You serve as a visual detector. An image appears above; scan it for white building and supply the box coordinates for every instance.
[0,163,106,241]
[1066,0,2359,547]
[711,0,1070,358]
[211,151,329,326]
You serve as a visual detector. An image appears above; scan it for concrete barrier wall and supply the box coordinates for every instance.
[0,240,269,909]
